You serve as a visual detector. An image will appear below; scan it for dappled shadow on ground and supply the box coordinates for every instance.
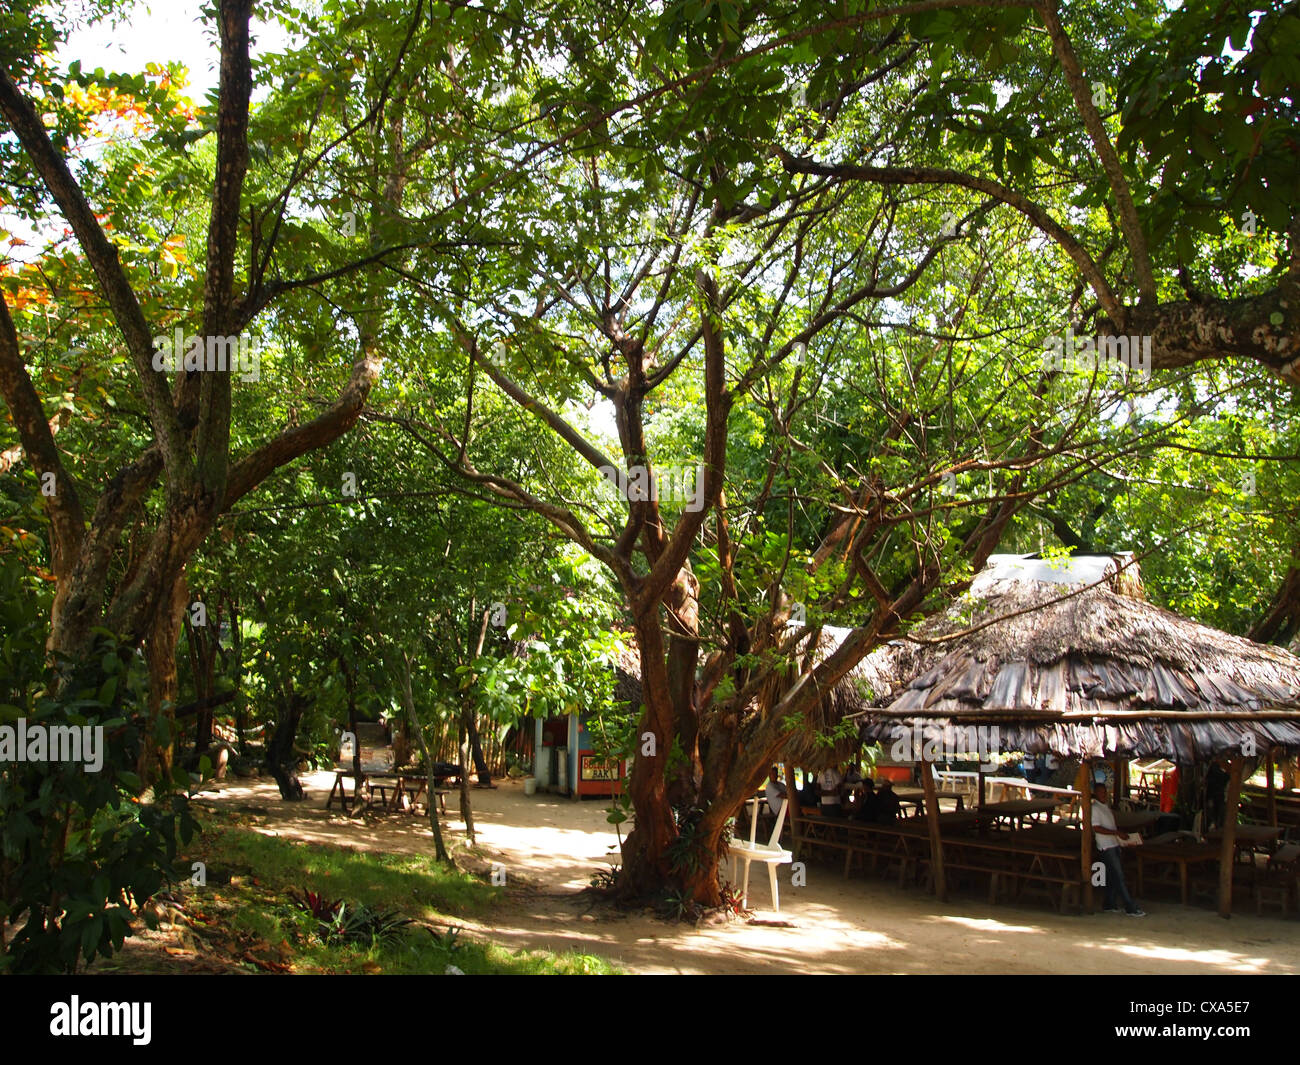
[194,771,1300,975]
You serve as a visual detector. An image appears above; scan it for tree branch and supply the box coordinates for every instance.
[1038,0,1157,304]
[0,69,187,473]
[778,150,1123,322]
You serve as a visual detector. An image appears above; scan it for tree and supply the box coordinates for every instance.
[0,0,446,777]
[359,0,1300,906]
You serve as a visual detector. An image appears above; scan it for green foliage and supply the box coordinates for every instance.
[291,889,415,948]
[0,555,197,973]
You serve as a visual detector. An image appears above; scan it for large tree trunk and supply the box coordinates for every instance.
[616,609,684,899]
[617,561,777,907]
[457,714,476,843]
[1250,559,1300,647]
[466,712,491,786]
[184,593,223,752]
[139,573,189,781]
[265,684,307,801]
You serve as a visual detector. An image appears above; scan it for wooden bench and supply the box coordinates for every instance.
[795,810,1088,912]
[1253,843,1300,915]
[946,837,1083,911]
[793,815,921,884]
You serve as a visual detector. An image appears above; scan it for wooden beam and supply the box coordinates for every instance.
[1218,758,1245,919]
[1078,759,1094,913]
[921,753,946,900]
[1266,747,1278,828]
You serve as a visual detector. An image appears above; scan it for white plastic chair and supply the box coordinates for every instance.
[728,797,793,911]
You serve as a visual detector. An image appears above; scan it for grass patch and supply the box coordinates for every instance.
[173,811,619,975]
[199,817,496,918]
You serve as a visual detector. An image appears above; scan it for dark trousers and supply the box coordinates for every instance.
[1098,846,1137,912]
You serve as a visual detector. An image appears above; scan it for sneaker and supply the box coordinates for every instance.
[1102,906,1122,913]
[1126,908,1146,917]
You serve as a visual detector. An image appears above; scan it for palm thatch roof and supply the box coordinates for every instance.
[758,626,911,771]
[852,553,1300,762]
[612,640,642,710]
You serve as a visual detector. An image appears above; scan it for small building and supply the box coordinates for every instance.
[532,643,640,799]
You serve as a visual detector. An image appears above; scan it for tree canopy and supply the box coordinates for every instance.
[2,0,1298,964]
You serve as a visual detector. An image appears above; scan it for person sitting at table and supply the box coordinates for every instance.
[852,779,881,822]
[764,766,787,821]
[1091,782,1146,917]
[842,761,864,794]
[1205,759,1229,830]
[818,764,845,817]
[798,768,820,812]
[874,779,902,823]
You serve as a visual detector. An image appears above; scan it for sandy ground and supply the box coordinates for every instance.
[194,770,1300,975]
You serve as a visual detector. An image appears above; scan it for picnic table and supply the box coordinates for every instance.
[792,811,976,881]
[1207,823,1284,862]
[895,786,967,812]
[978,798,1063,829]
[1114,809,1162,834]
[328,763,462,815]
[1135,841,1222,905]
[1013,823,1083,849]
[327,768,377,813]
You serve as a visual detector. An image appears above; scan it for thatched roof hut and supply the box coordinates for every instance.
[852,553,1300,762]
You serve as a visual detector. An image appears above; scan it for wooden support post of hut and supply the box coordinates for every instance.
[921,753,947,900]
[1218,757,1245,919]
[1078,759,1094,913]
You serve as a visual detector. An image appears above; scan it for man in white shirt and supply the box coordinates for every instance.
[818,766,844,816]
[764,766,787,821]
[1092,783,1145,916]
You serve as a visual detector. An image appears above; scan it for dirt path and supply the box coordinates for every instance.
[195,771,1300,975]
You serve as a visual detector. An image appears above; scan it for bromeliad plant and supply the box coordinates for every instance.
[291,887,414,947]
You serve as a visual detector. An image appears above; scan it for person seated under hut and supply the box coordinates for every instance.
[818,764,845,817]
[874,779,902,823]
[852,778,881,821]
[841,761,865,808]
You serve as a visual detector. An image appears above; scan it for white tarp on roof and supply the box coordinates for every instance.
[972,553,1136,595]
